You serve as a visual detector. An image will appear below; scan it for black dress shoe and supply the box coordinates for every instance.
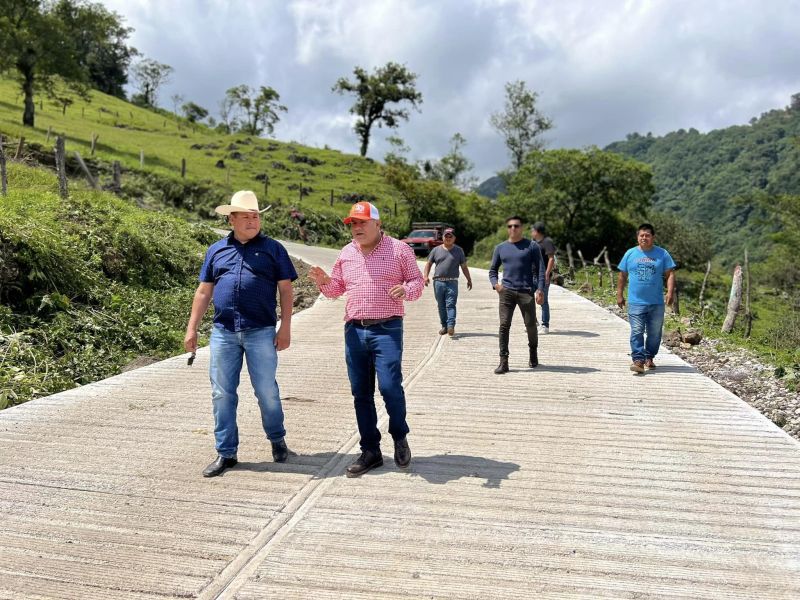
[271,439,289,463]
[346,449,383,478]
[393,437,411,468]
[529,348,539,368]
[203,455,237,477]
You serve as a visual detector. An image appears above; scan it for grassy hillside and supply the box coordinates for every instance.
[0,161,221,409]
[605,99,800,263]
[0,77,408,232]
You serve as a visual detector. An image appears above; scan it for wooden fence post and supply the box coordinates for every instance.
[593,246,607,266]
[139,149,144,167]
[576,249,587,268]
[603,249,614,290]
[90,133,98,156]
[672,278,680,315]
[565,243,576,278]
[263,175,269,199]
[45,126,52,144]
[112,160,121,191]
[181,158,186,178]
[73,151,98,189]
[55,136,68,199]
[744,249,752,338]
[721,265,743,333]
[14,137,25,160]
[330,189,334,207]
[0,135,7,197]
[698,260,711,305]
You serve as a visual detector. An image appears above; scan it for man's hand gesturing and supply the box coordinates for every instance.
[308,266,331,287]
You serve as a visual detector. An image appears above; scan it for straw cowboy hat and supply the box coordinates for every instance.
[215,190,269,215]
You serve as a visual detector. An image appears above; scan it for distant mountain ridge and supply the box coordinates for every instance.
[476,175,506,199]
[605,97,800,260]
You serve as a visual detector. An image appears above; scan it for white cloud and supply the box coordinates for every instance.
[100,0,800,180]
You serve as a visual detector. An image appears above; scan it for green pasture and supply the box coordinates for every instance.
[0,77,405,220]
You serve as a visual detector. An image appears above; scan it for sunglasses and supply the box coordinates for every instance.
[507,224,521,229]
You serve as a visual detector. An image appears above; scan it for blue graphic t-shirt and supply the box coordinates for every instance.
[618,245,676,305]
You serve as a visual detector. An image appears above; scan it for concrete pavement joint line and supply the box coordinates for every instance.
[200,328,446,599]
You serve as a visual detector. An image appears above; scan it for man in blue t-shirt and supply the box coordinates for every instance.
[184,190,298,477]
[616,223,676,373]
[489,216,545,374]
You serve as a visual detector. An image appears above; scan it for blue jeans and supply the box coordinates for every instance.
[344,318,409,452]
[433,280,459,328]
[209,326,286,458]
[628,304,666,362]
[539,280,551,327]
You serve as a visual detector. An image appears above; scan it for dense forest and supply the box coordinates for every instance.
[606,94,800,264]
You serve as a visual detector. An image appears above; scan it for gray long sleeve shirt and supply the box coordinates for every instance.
[488,239,545,291]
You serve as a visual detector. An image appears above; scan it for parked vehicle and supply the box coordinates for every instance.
[400,222,451,256]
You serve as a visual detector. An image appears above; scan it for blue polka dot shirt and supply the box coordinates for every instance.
[199,233,298,331]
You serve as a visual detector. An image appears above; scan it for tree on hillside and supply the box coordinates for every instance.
[181,101,208,124]
[216,95,237,133]
[503,147,653,257]
[384,135,411,166]
[491,80,553,171]
[224,85,287,136]
[51,0,137,99]
[169,93,184,117]
[421,133,478,191]
[384,165,500,253]
[332,62,422,157]
[0,0,93,126]
[130,58,173,107]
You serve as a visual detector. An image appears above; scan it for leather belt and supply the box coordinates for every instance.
[348,316,402,327]
[433,277,458,281]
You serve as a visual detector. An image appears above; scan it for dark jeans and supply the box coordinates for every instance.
[498,288,538,357]
[344,318,409,452]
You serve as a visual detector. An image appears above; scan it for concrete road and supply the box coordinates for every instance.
[1,240,798,599]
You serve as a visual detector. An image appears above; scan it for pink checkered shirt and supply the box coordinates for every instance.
[320,234,424,321]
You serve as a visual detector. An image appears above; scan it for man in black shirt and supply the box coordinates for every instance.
[531,222,557,334]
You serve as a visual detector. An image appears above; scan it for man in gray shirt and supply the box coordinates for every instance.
[423,228,473,336]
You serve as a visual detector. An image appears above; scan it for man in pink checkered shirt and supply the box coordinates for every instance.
[309,201,424,477]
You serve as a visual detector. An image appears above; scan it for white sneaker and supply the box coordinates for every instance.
[539,326,549,334]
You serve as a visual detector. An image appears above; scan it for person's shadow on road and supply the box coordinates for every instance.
[408,454,520,488]
[235,452,519,488]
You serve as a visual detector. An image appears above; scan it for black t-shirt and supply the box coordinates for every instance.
[534,236,557,258]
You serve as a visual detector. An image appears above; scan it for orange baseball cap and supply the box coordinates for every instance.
[343,201,380,224]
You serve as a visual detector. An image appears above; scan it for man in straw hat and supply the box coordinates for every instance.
[308,201,424,477]
[184,190,298,477]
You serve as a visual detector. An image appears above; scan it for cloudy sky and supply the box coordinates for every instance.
[102,0,800,181]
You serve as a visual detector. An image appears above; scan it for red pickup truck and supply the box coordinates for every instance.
[400,222,451,256]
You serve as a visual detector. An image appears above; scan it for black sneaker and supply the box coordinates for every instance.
[271,438,289,463]
[202,455,237,477]
[346,449,383,478]
[393,437,411,469]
